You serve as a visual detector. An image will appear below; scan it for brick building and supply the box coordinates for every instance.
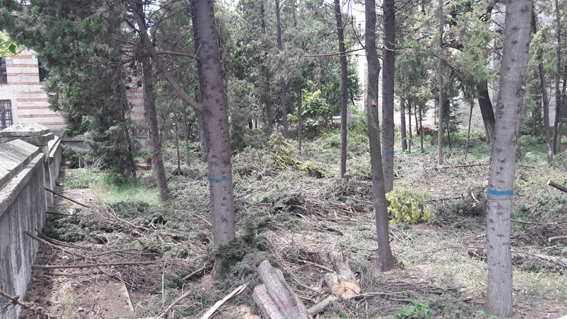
[0,50,146,135]
[0,50,64,133]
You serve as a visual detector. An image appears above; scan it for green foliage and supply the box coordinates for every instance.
[395,300,434,319]
[386,187,432,224]
[64,169,101,189]
[476,310,497,318]
[269,133,324,177]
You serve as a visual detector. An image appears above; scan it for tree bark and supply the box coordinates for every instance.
[382,0,395,192]
[366,0,395,272]
[553,0,563,154]
[298,88,303,153]
[401,98,407,152]
[335,0,348,178]
[140,30,170,201]
[252,260,310,319]
[465,101,474,159]
[485,0,532,315]
[532,13,553,163]
[437,0,444,166]
[408,99,412,154]
[275,0,288,139]
[419,104,424,152]
[477,80,496,142]
[261,0,273,136]
[191,0,236,280]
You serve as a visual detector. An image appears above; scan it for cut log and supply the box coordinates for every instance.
[324,252,361,299]
[307,296,335,316]
[252,260,310,319]
[548,180,567,194]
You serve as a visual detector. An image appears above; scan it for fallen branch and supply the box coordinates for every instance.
[299,260,334,273]
[307,296,335,316]
[32,261,159,269]
[429,195,463,202]
[44,187,90,207]
[0,289,30,309]
[182,261,212,280]
[548,180,567,194]
[279,261,321,293]
[548,236,567,243]
[201,282,248,319]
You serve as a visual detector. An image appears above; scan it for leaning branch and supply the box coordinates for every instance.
[548,180,567,194]
[156,50,199,59]
[128,0,204,113]
[44,187,90,208]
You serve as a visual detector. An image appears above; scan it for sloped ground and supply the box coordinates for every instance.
[18,134,567,318]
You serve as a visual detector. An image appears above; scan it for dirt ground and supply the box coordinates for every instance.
[16,145,567,318]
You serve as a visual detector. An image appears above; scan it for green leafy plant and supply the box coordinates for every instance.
[395,300,433,318]
[476,310,497,318]
[386,186,432,224]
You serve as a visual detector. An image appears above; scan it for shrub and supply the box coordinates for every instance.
[386,187,432,224]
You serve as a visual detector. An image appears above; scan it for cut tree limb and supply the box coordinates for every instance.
[307,296,335,316]
[549,236,567,243]
[325,252,361,299]
[252,260,311,319]
[200,282,248,319]
[548,180,567,194]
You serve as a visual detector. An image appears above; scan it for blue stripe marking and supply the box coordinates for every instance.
[488,189,513,196]
[382,152,394,156]
[209,177,232,182]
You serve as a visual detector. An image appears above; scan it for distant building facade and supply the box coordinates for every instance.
[0,50,64,133]
[0,50,145,135]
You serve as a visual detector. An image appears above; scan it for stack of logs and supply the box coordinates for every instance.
[252,252,359,318]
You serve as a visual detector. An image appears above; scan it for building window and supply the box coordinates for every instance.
[0,59,7,85]
[0,100,12,130]
[38,61,49,82]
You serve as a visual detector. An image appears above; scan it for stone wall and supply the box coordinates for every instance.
[0,124,62,318]
[0,140,46,319]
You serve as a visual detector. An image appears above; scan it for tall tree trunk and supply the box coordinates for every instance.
[419,104,424,152]
[408,99,412,154]
[192,0,236,279]
[485,0,532,315]
[437,0,444,166]
[174,121,181,173]
[141,43,170,201]
[381,0,395,192]
[477,80,496,142]
[335,0,348,178]
[275,0,288,139]
[131,0,236,280]
[261,0,273,136]
[366,0,395,272]
[553,0,563,154]
[465,101,474,159]
[532,12,553,163]
[401,98,407,152]
[185,112,191,166]
[298,88,303,153]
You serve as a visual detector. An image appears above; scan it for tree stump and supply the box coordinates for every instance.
[323,252,361,299]
[252,260,310,319]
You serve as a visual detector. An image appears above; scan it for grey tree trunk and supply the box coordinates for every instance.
[381,0,395,192]
[485,0,532,315]
[477,80,496,142]
[408,99,412,154]
[140,38,170,201]
[261,0,273,136]
[192,0,236,279]
[553,0,563,154]
[533,13,553,163]
[366,0,395,272]
[298,89,303,153]
[401,98,407,152]
[335,0,348,178]
[130,0,235,280]
[437,0,444,166]
[275,0,288,139]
